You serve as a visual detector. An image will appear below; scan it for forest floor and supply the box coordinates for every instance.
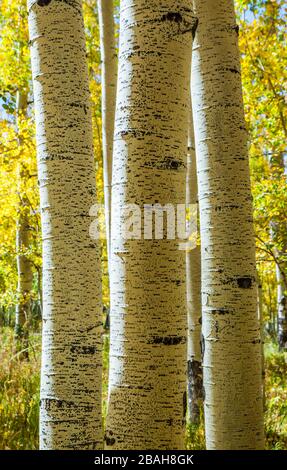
[0,327,286,450]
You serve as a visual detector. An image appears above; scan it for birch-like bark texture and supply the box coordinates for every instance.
[97,0,117,259]
[186,103,202,425]
[28,0,103,449]
[192,0,264,449]
[106,0,196,450]
[15,92,33,359]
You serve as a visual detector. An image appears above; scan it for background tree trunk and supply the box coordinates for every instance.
[276,262,287,350]
[28,0,103,449]
[15,92,33,361]
[186,100,202,425]
[106,0,196,450]
[192,0,264,449]
[97,0,117,262]
[269,152,287,351]
[257,273,265,410]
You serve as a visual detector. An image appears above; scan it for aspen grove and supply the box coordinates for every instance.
[0,0,286,452]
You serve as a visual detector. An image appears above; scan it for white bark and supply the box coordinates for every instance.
[186,101,202,424]
[97,0,117,260]
[28,0,103,449]
[106,0,196,450]
[192,0,264,449]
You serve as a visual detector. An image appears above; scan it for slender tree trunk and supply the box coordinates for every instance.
[28,0,103,449]
[15,92,33,360]
[106,0,197,450]
[186,101,202,425]
[269,152,287,350]
[276,262,287,350]
[257,274,265,409]
[15,197,33,359]
[192,0,264,449]
[97,0,117,262]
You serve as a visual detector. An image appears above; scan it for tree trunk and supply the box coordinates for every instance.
[28,0,103,449]
[186,101,202,425]
[97,0,117,261]
[257,273,265,409]
[106,0,196,450]
[15,196,33,359]
[276,262,287,350]
[192,0,264,449]
[15,92,33,360]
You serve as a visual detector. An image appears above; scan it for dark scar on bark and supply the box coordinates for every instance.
[237,277,253,289]
[162,12,183,23]
[149,336,186,345]
[227,67,240,74]
[210,308,229,315]
[70,345,97,354]
[104,431,116,446]
[36,0,52,6]
[232,24,240,35]
[161,12,199,38]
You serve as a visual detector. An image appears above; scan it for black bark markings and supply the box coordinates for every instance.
[232,24,240,36]
[227,67,240,74]
[252,338,261,344]
[161,11,198,37]
[40,398,94,412]
[149,335,186,345]
[162,12,183,23]
[104,431,116,447]
[237,276,254,289]
[70,345,97,354]
[37,0,52,6]
[164,159,182,170]
[220,276,255,288]
[210,308,229,315]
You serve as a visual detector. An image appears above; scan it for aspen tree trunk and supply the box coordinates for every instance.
[257,274,265,409]
[106,0,197,450]
[269,156,287,350]
[15,199,33,359]
[276,262,287,350]
[97,0,117,260]
[186,101,202,425]
[15,92,33,360]
[192,0,264,449]
[28,0,103,449]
